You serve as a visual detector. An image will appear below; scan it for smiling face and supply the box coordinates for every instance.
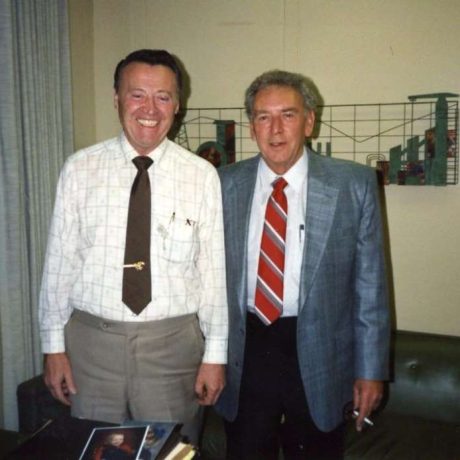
[250,85,315,174]
[109,433,124,447]
[114,62,179,155]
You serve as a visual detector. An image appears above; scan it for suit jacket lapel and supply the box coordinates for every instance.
[226,156,259,315]
[299,152,339,310]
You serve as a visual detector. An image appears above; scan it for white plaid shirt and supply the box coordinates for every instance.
[39,134,228,363]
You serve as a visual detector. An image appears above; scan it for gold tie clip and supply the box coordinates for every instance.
[123,261,145,271]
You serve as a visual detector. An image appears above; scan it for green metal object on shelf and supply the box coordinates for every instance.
[386,93,459,185]
[408,93,458,185]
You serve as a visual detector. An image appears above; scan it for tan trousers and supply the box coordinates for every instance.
[65,310,205,444]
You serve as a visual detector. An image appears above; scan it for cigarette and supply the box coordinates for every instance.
[352,410,374,426]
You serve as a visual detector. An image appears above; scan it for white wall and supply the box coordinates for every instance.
[68,0,95,150]
[70,0,460,336]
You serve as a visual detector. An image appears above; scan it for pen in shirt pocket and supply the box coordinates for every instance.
[299,224,305,243]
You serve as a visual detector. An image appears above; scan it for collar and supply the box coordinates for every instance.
[119,132,169,164]
[259,148,308,193]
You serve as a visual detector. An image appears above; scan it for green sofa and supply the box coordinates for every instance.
[15,330,460,459]
[200,330,460,460]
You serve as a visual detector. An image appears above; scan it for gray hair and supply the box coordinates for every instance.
[244,70,318,119]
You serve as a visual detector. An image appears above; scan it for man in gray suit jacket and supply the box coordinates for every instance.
[215,70,390,459]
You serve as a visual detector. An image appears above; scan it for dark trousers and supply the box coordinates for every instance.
[225,313,344,460]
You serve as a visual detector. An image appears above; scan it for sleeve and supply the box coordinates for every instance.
[93,446,103,460]
[120,443,134,455]
[38,159,80,353]
[196,167,228,364]
[353,168,391,380]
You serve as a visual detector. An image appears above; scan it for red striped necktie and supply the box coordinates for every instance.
[254,177,288,325]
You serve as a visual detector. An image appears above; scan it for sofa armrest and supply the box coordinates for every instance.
[385,330,460,424]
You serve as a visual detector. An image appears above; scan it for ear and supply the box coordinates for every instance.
[114,90,119,110]
[304,111,316,137]
[249,122,256,141]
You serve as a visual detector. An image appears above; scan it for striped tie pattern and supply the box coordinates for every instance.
[254,177,288,325]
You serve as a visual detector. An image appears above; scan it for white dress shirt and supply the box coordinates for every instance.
[247,150,308,317]
[39,134,228,363]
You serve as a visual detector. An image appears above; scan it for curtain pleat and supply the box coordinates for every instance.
[0,0,73,430]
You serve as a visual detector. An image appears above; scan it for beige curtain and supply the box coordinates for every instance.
[0,0,73,430]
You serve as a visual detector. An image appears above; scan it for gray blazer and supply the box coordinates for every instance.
[215,150,390,432]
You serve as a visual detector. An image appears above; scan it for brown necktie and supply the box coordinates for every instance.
[122,156,153,314]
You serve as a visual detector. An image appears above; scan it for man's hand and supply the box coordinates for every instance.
[194,363,225,405]
[353,379,383,431]
[43,352,77,406]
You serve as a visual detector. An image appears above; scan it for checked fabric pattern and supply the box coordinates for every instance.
[254,177,288,325]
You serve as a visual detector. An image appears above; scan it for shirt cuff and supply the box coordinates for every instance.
[40,329,66,354]
[202,337,228,364]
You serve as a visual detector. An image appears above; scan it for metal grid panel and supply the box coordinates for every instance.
[174,96,458,185]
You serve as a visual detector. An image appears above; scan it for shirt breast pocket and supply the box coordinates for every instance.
[156,216,197,263]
